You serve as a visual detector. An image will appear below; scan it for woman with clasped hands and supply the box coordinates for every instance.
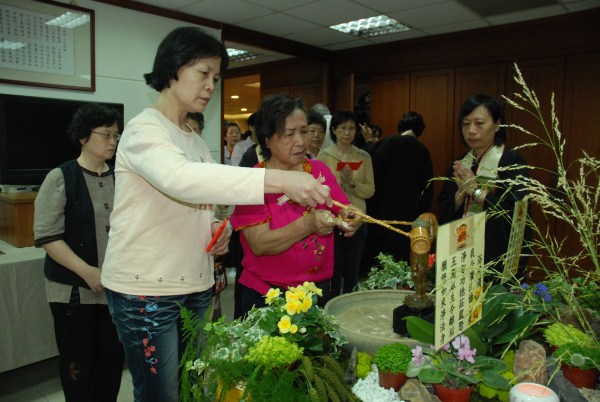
[438,94,529,277]
[231,94,360,316]
[101,27,330,402]
[33,103,125,401]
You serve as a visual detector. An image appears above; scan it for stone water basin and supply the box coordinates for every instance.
[324,289,426,355]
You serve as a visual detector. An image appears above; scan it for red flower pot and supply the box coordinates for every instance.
[378,370,407,391]
[561,364,599,389]
[433,383,474,402]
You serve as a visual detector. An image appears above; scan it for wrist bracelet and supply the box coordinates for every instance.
[472,187,483,203]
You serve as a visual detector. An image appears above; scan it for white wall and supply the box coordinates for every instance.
[0,0,224,160]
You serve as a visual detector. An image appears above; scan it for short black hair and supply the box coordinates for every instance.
[307,110,326,129]
[458,94,506,145]
[67,103,121,146]
[255,94,306,160]
[329,110,356,144]
[247,112,257,127]
[187,112,204,131]
[224,122,240,135]
[397,111,426,137]
[144,27,229,92]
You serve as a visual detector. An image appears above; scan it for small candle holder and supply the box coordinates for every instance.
[509,383,559,402]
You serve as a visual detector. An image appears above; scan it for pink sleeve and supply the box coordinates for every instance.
[230,201,270,231]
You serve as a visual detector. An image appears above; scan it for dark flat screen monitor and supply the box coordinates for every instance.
[0,94,124,185]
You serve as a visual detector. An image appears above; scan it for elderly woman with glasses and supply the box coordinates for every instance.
[33,103,125,401]
[317,110,375,296]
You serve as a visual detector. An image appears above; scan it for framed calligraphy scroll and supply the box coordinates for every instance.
[0,0,94,91]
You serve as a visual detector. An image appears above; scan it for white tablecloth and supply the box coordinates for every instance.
[0,240,58,373]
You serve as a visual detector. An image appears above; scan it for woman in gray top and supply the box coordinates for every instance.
[33,103,124,402]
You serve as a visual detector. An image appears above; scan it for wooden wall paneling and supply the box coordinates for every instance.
[555,51,600,272]
[369,73,410,138]
[334,73,354,112]
[261,85,290,98]
[409,69,455,217]
[454,63,507,158]
[292,82,322,110]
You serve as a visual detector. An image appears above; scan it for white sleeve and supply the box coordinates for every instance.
[118,118,265,206]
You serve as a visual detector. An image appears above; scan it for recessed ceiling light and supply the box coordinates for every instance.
[0,40,27,50]
[241,108,248,112]
[231,95,239,99]
[330,15,411,38]
[226,48,260,62]
[45,12,90,29]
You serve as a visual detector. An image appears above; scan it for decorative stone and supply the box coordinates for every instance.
[546,357,590,402]
[579,388,600,402]
[514,340,548,384]
[399,379,441,402]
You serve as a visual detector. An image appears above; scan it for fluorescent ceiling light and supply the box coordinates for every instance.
[226,48,259,63]
[45,12,90,29]
[0,40,27,50]
[330,15,411,38]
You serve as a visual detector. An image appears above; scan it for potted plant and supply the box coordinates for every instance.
[555,342,600,389]
[180,282,355,402]
[356,253,414,291]
[373,342,412,391]
[543,322,593,350]
[406,335,510,402]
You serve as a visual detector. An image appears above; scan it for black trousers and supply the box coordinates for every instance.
[50,296,124,402]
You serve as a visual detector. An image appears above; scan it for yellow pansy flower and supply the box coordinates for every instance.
[265,288,281,304]
[285,299,301,315]
[278,315,292,333]
[300,296,312,313]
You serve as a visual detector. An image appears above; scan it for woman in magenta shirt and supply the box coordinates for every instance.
[231,94,360,314]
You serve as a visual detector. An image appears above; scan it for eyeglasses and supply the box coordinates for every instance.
[92,131,121,141]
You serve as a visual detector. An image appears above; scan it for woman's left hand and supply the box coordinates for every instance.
[208,221,231,256]
[338,206,362,237]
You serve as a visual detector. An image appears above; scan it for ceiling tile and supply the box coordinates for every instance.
[486,5,566,24]
[241,13,320,36]
[134,0,201,8]
[364,29,428,45]
[179,0,274,24]
[423,19,490,35]
[563,0,600,11]
[389,2,479,29]
[284,27,360,47]
[322,38,374,51]
[243,0,319,12]
[284,0,379,27]
[350,0,451,14]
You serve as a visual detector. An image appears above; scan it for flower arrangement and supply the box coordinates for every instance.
[499,63,599,345]
[179,282,352,402]
[406,335,510,390]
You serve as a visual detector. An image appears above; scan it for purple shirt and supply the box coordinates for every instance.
[230,159,349,295]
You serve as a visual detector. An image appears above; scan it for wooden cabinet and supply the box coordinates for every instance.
[0,192,37,247]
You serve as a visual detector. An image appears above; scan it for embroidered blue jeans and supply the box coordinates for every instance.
[106,289,212,402]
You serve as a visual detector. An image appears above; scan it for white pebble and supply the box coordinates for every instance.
[352,365,405,402]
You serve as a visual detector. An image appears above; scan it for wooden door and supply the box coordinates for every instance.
[409,69,455,217]
[370,73,410,138]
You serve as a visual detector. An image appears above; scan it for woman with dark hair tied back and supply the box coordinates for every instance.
[101,27,331,402]
[438,94,530,278]
[230,94,360,316]
[34,103,124,401]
